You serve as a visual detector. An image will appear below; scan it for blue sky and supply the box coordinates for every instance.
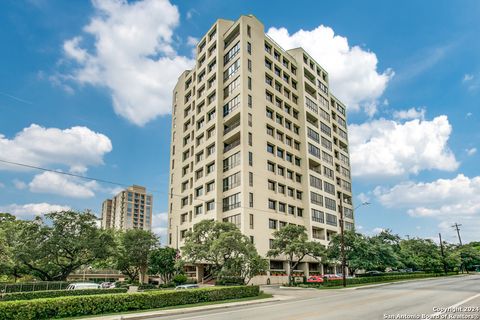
[0,0,479,244]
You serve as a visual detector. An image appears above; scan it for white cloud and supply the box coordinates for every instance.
[372,227,386,234]
[349,116,459,178]
[61,0,194,126]
[13,179,27,190]
[466,147,477,156]
[267,25,393,115]
[0,124,112,172]
[357,193,371,204]
[392,107,426,120]
[0,182,4,188]
[28,171,98,198]
[466,112,473,118]
[151,212,168,244]
[0,202,71,218]
[375,174,480,242]
[463,74,474,82]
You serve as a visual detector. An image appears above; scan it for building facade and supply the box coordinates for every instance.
[168,15,354,280]
[101,185,153,231]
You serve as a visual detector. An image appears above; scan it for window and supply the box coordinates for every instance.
[276,147,284,158]
[278,184,285,194]
[310,175,322,190]
[248,151,253,166]
[320,122,331,137]
[207,109,216,121]
[344,207,354,219]
[195,205,203,215]
[265,42,272,54]
[323,166,334,180]
[312,227,323,239]
[277,166,284,176]
[265,74,273,86]
[268,180,276,191]
[224,76,240,98]
[266,91,273,102]
[311,192,323,206]
[326,213,337,226]
[224,42,240,64]
[195,186,204,197]
[265,58,272,69]
[223,193,241,212]
[267,125,274,136]
[321,136,332,151]
[325,197,336,211]
[288,205,295,215]
[248,132,252,146]
[223,214,241,228]
[312,209,324,223]
[268,199,277,210]
[206,162,215,174]
[297,208,303,217]
[267,161,275,172]
[249,172,253,187]
[223,172,241,191]
[324,181,335,195]
[223,152,240,171]
[223,59,240,80]
[247,41,252,54]
[249,192,254,207]
[223,95,240,116]
[307,127,320,143]
[207,143,216,156]
[266,108,273,119]
[267,143,275,154]
[249,213,254,229]
[308,143,321,159]
[206,181,215,192]
[278,202,286,213]
[248,59,252,71]
[269,219,277,229]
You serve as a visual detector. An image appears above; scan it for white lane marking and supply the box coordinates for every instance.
[428,293,480,319]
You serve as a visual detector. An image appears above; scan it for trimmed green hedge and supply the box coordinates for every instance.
[320,272,457,287]
[0,285,260,320]
[0,288,127,302]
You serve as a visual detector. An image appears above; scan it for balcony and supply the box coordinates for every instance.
[224,118,240,135]
[224,139,240,153]
[223,202,241,212]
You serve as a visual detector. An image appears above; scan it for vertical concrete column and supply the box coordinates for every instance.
[196,264,204,283]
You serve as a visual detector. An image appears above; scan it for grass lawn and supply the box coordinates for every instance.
[65,292,273,319]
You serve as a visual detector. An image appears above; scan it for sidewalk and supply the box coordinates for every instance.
[89,295,287,320]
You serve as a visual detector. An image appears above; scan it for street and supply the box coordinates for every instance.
[155,275,480,320]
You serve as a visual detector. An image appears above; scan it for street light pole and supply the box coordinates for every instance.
[340,199,370,287]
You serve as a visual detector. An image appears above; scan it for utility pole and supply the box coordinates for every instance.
[452,223,463,246]
[452,223,464,273]
[439,233,447,275]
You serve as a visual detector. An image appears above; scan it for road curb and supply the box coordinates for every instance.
[90,296,282,320]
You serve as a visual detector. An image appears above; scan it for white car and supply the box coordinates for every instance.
[66,282,101,290]
[175,284,199,290]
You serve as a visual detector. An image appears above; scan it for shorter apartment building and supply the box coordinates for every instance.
[101,185,153,231]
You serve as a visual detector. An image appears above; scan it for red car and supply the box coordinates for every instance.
[306,275,324,283]
[323,274,343,280]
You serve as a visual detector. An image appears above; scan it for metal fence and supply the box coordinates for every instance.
[0,281,70,293]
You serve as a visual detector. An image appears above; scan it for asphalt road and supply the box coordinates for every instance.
[155,274,480,320]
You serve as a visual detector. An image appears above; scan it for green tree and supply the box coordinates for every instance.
[4,211,116,281]
[148,247,178,284]
[0,213,29,281]
[115,229,159,283]
[458,244,480,272]
[399,238,442,272]
[182,220,267,283]
[267,225,326,284]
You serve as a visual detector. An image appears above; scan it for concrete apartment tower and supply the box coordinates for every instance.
[101,185,153,231]
[168,15,354,282]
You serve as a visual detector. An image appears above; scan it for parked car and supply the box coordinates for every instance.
[364,271,383,276]
[306,276,324,283]
[66,282,100,290]
[175,284,199,290]
[323,274,343,280]
[100,282,116,289]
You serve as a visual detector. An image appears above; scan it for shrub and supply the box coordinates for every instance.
[0,288,127,302]
[0,285,260,320]
[172,274,187,285]
[216,277,245,286]
[138,284,157,291]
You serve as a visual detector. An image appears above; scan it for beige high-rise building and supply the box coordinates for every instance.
[101,185,153,231]
[168,15,354,281]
